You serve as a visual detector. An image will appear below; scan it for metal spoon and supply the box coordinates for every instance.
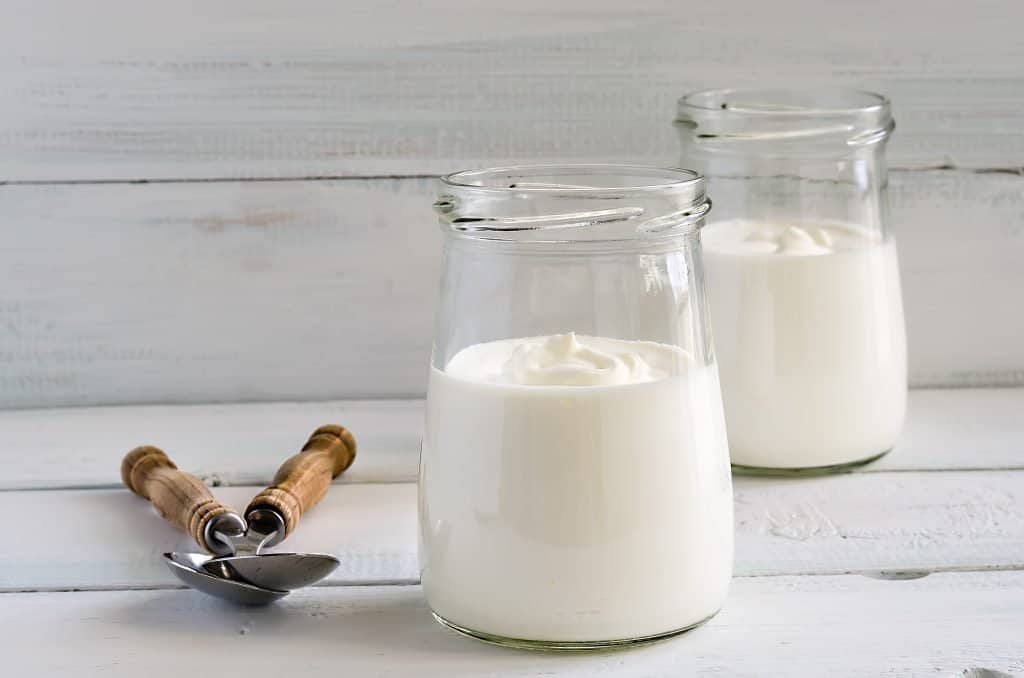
[121,425,356,604]
[195,425,356,590]
[195,506,341,591]
[164,551,287,605]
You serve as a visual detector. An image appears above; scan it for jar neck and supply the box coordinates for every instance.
[676,89,893,235]
[442,228,702,257]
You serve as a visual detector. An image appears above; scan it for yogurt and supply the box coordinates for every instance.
[703,220,907,470]
[419,333,733,643]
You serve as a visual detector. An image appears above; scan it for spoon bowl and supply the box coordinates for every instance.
[164,552,287,606]
[202,552,340,591]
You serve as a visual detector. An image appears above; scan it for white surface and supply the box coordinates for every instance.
[5,468,1024,593]
[1,1,1022,180]
[0,399,424,489]
[2,389,1023,492]
[1,0,1023,408]
[1,171,1022,408]
[4,469,1023,592]
[4,573,1023,677]
[1,394,1022,674]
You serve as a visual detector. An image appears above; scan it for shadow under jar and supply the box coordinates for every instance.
[675,89,908,475]
[418,165,733,649]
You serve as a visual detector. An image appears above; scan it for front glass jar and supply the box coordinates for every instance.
[418,165,733,649]
[676,89,908,474]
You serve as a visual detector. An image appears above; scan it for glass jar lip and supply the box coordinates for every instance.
[436,164,710,242]
[678,88,890,116]
[440,164,704,195]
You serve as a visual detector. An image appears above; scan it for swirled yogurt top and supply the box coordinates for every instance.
[702,219,878,256]
[444,332,687,386]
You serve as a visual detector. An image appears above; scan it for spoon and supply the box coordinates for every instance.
[163,551,287,605]
[121,424,356,603]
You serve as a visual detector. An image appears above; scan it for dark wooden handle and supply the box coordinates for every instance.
[245,425,357,539]
[121,445,236,552]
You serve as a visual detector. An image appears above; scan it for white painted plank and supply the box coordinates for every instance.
[1,390,1021,492]
[0,399,424,490]
[733,472,1024,577]
[874,388,1024,472]
[4,471,1023,591]
[0,178,440,407]
[2,572,1022,677]
[2,0,1023,181]
[893,170,1024,388]
[0,484,420,592]
[1,171,1022,408]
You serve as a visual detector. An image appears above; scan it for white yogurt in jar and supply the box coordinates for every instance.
[702,219,907,470]
[419,333,733,643]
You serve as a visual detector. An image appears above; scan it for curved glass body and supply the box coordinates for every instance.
[418,165,733,648]
[676,89,908,473]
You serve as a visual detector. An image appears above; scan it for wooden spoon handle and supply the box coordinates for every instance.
[121,445,237,553]
[245,425,357,540]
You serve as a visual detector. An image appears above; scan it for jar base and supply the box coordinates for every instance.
[430,609,720,651]
[731,448,891,477]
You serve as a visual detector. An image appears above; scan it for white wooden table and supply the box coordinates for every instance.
[3,389,1023,676]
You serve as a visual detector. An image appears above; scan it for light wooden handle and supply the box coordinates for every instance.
[245,425,357,540]
[121,445,237,552]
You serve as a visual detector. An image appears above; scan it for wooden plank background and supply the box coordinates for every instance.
[3,393,1022,674]
[2,393,1023,593]
[2,389,1022,492]
[8,573,1023,677]
[2,0,1022,407]
[6,470,1023,591]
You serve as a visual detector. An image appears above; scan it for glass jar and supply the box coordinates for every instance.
[675,89,907,474]
[419,165,733,649]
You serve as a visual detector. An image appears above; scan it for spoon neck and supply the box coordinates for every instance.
[204,512,246,556]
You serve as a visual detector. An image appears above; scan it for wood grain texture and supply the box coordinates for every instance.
[120,444,237,552]
[4,470,1023,592]
[2,572,1022,677]
[2,0,1023,406]
[0,390,1021,492]
[2,0,1023,181]
[1,171,1022,407]
[246,424,357,537]
[0,178,440,407]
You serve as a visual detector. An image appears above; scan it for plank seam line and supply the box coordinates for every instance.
[4,566,1023,595]
[0,392,428,412]
[736,563,1024,578]
[0,479,418,493]
[4,466,1023,493]
[0,579,421,595]
[834,465,1024,475]
[0,174,438,187]
[0,166,1020,187]
[3,383,1022,413]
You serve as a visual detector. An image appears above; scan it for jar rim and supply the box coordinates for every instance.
[678,88,890,116]
[440,164,703,195]
[436,164,710,242]
[675,88,894,149]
